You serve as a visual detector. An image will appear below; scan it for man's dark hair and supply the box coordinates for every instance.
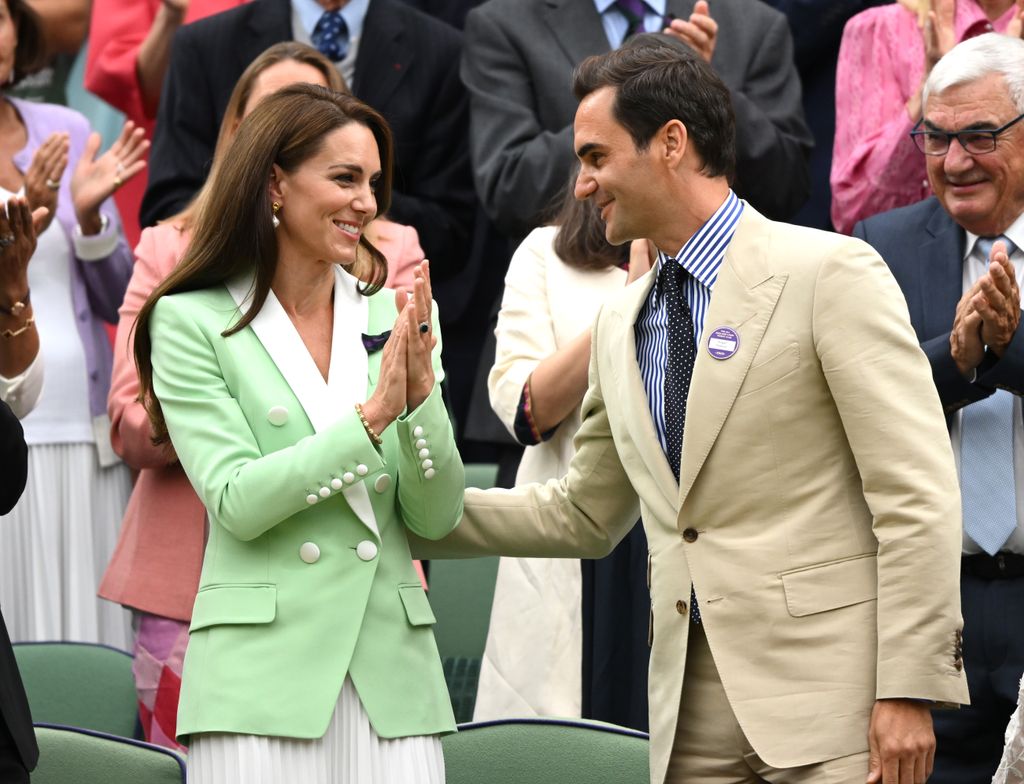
[572,33,736,182]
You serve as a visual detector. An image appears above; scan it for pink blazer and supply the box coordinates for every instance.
[100,219,426,621]
[100,223,205,622]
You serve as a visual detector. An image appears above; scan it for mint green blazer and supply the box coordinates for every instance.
[148,266,464,742]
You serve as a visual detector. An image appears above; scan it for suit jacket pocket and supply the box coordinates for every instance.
[398,584,437,627]
[780,553,877,617]
[189,583,277,632]
[739,343,799,397]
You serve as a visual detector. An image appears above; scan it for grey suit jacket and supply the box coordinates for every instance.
[462,0,813,237]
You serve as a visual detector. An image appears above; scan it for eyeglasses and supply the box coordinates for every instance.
[910,111,1024,155]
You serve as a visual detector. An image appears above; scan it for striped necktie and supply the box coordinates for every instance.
[961,235,1019,555]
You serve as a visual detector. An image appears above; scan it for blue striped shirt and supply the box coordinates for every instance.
[635,190,744,456]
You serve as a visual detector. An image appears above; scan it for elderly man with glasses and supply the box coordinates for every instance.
[854,32,1024,784]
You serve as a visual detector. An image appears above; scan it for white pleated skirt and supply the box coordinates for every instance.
[188,677,446,784]
[0,443,132,649]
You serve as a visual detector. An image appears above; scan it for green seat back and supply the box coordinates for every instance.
[443,718,650,784]
[32,725,185,784]
[13,642,138,738]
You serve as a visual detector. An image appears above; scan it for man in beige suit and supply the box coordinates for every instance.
[422,37,969,784]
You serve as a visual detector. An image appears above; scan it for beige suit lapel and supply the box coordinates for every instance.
[612,271,681,516]
[678,208,788,508]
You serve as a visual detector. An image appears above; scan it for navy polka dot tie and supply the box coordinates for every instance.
[660,258,702,624]
[312,10,350,62]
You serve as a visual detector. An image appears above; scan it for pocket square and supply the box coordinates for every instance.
[362,330,391,354]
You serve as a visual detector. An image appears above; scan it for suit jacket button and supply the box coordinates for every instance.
[343,472,356,484]
[299,542,320,564]
[267,406,289,426]
[424,468,436,480]
[682,528,698,543]
[357,540,378,561]
[356,464,369,476]
[676,600,687,615]
[374,474,391,493]
[413,426,424,438]
[331,478,343,490]
[306,493,318,505]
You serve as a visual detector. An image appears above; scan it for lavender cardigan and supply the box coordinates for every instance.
[9,97,133,454]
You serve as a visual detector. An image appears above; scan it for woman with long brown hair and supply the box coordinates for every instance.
[101,40,424,751]
[134,83,462,782]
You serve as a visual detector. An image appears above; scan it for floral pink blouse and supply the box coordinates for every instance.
[830,1,1015,235]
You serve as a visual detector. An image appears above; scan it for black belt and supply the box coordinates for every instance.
[961,552,1024,579]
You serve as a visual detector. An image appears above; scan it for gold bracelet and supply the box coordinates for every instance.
[1,316,34,339]
[354,403,383,445]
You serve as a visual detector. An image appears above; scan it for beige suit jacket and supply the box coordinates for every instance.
[421,207,969,783]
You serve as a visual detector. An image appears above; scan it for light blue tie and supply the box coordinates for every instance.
[961,235,1019,555]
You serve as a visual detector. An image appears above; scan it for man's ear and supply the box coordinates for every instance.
[268,164,286,203]
[661,119,689,170]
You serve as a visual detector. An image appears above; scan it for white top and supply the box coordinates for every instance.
[2,190,94,445]
[955,211,1024,555]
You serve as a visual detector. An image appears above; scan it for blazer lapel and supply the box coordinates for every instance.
[544,0,611,67]
[614,271,680,516]
[920,204,966,340]
[226,268,380,538]
[353,0,412,107]
[677,209,787,508]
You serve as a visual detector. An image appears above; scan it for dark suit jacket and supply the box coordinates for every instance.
[854,197,1024,415]
[0,400,36,773]
[140,0,476,281]
[462,0,814,238]
[762,0,888,230]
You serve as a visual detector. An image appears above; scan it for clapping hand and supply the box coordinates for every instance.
[23,132,68,234]
[397,260,437,412]
[663,0,717,63]
[950,241,1021,377]
[71,121,148,235]
[1008,0,1024,38]
[0,198,42,301]
[361,299,410,437]
[923,0,956,71]
[626,239,656,285]
[973,240,1020,356]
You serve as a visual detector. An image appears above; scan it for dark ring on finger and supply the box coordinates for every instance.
[418,322,429,334]
[0,235,14,248]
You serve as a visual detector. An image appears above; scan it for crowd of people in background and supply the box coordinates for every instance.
[1,0,1024,782]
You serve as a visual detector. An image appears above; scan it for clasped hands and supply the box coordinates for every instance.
[951,240,1020,378]
[360,260,437,435]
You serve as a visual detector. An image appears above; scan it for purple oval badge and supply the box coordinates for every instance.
[707,326,740,360]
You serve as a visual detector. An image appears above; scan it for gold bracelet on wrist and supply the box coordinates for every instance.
[354,403,383,445]
[1,316,34,339]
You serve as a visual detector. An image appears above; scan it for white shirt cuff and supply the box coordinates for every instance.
[73,214,118,261]
[0,353,43,419]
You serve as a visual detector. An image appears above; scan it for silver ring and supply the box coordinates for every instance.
[44,178,60,190]
[115,162,125,177]
[418,322,429,334]
[0,235,14,248]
